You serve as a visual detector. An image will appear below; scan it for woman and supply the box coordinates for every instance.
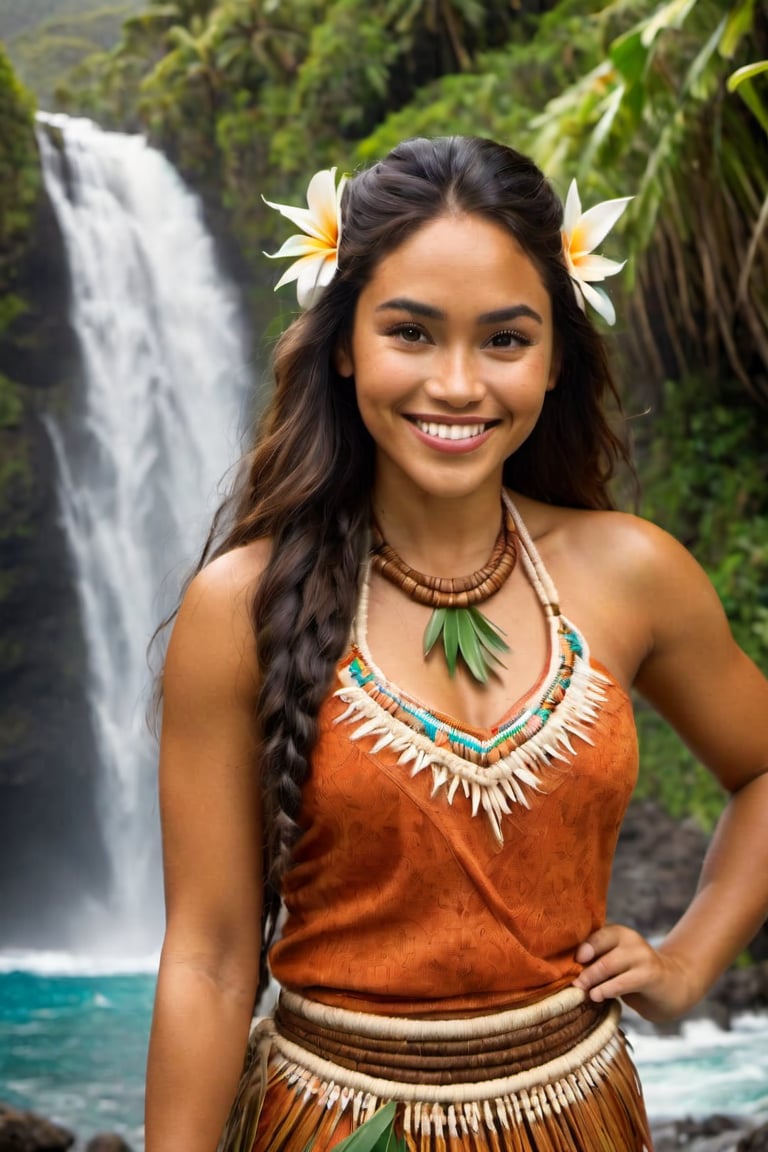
[145,137,768,1152]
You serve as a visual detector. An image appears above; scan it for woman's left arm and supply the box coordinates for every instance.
[573,520,768,1022]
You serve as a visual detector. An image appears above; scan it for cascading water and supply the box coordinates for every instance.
[33,114,251,958]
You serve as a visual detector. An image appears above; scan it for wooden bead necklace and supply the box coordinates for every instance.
[369,509,516,684]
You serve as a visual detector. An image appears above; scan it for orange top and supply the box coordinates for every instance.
[269,656,638,1016]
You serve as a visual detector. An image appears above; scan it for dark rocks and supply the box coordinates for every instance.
[738,1123,768,1150]
[0,1105,74,1152]
[84,1136,133,1152]
[0,1108,134,1152]
[608,801,709,939]
[713,962,768,1014]
[652,1117,768,1152]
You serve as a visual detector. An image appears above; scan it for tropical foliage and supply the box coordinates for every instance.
[0,45,40,430]
[0,45,40,571]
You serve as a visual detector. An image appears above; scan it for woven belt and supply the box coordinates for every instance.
[275,989,607,1086]
[270,987,625,1104]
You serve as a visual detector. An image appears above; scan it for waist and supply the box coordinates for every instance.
[272,986,618,1100]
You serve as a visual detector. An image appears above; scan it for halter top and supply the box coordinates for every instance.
[269,497,639,1015]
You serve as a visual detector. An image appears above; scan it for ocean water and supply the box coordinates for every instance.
[1,955,768,1149]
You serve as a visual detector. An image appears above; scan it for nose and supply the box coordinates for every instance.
[424,348,485,408]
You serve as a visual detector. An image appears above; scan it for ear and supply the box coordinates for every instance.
[333,339,354,379]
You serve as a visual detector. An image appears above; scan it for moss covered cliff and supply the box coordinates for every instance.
[0,49,109,936]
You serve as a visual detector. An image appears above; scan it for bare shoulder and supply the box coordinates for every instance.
[164,539,272,708]
[513,492,718,609]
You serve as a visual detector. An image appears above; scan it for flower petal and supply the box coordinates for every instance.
[576,277,616,325]
[295,252,336,308]
[261,195,325,241]
[570,253,626,281]
[563,179,582,235]
[305,167,342,246]
[573,196,633,254]
[264,233,327,260]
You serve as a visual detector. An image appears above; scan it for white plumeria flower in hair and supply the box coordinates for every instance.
[263,167,347,309]
[562,180,633,326]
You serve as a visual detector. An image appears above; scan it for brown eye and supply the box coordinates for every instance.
[396,324,424,343]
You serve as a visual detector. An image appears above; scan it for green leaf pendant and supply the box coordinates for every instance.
[423,605,509,684]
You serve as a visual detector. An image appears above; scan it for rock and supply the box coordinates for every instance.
[713,962,768,1014]
[738,1122,768,1150]
[652,1115,752,1151]
[0,1104,74,1152]
[85,1136,133,1152]
[609,802,709,939]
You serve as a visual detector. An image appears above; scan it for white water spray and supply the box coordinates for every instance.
[35,114,251,956]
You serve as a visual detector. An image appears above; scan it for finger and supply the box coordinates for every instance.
[576,924,628,962]
[573,942,651,993]
[583,969,654,1004]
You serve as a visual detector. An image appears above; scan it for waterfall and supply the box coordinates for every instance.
[34,114,251,958]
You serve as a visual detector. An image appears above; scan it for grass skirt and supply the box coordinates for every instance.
[220,988,654,1152]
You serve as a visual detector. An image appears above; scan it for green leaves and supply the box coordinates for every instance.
[331,1102,405,1152]
[422,605,508,684]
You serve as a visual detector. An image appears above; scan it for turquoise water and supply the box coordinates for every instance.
[2,962,768,1148]
[0,965,156,1150]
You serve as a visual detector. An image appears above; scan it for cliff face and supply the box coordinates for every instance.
[0,58,109,944]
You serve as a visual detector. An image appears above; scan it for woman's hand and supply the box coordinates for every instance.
[572,924,700,1022]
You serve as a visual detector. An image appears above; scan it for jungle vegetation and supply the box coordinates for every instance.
[0,43,40,487]
[2,0,767,828]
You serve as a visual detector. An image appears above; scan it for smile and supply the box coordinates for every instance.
[412,420,491,442]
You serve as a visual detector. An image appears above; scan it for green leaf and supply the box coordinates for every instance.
[331,1103,403,1152]
[732,77,768,134]
[423,608,446,656]
[609,30,647,88]
[442,609,460,677]
[456,609,488,683]
[727,61,768,93]
[720,0,757,61]
[467,607,509,654]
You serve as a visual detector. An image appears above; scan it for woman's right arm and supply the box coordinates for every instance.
[145,544,268,1152]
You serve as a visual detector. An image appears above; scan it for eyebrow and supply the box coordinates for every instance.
[375,297,543,325]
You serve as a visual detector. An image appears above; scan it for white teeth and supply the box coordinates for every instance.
[415,420,488,441]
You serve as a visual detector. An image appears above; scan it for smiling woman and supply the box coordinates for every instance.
[145,136,768,1152]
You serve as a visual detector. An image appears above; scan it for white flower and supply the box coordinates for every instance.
[263,167,347,309]
[562,180,633,326]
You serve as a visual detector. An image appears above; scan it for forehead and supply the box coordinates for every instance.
[358,213,551,315]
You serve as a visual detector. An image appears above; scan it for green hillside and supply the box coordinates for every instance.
[0,0,141,108]
[0,0,137,41]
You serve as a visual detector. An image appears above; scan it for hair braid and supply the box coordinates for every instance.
[252,500,369,997]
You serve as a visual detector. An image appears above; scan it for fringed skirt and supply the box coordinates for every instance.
[221,987,654,1152]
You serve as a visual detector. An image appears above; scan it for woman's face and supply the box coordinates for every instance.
[336,212,557,505]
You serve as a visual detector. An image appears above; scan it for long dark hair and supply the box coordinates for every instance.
[189,136,630,998]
